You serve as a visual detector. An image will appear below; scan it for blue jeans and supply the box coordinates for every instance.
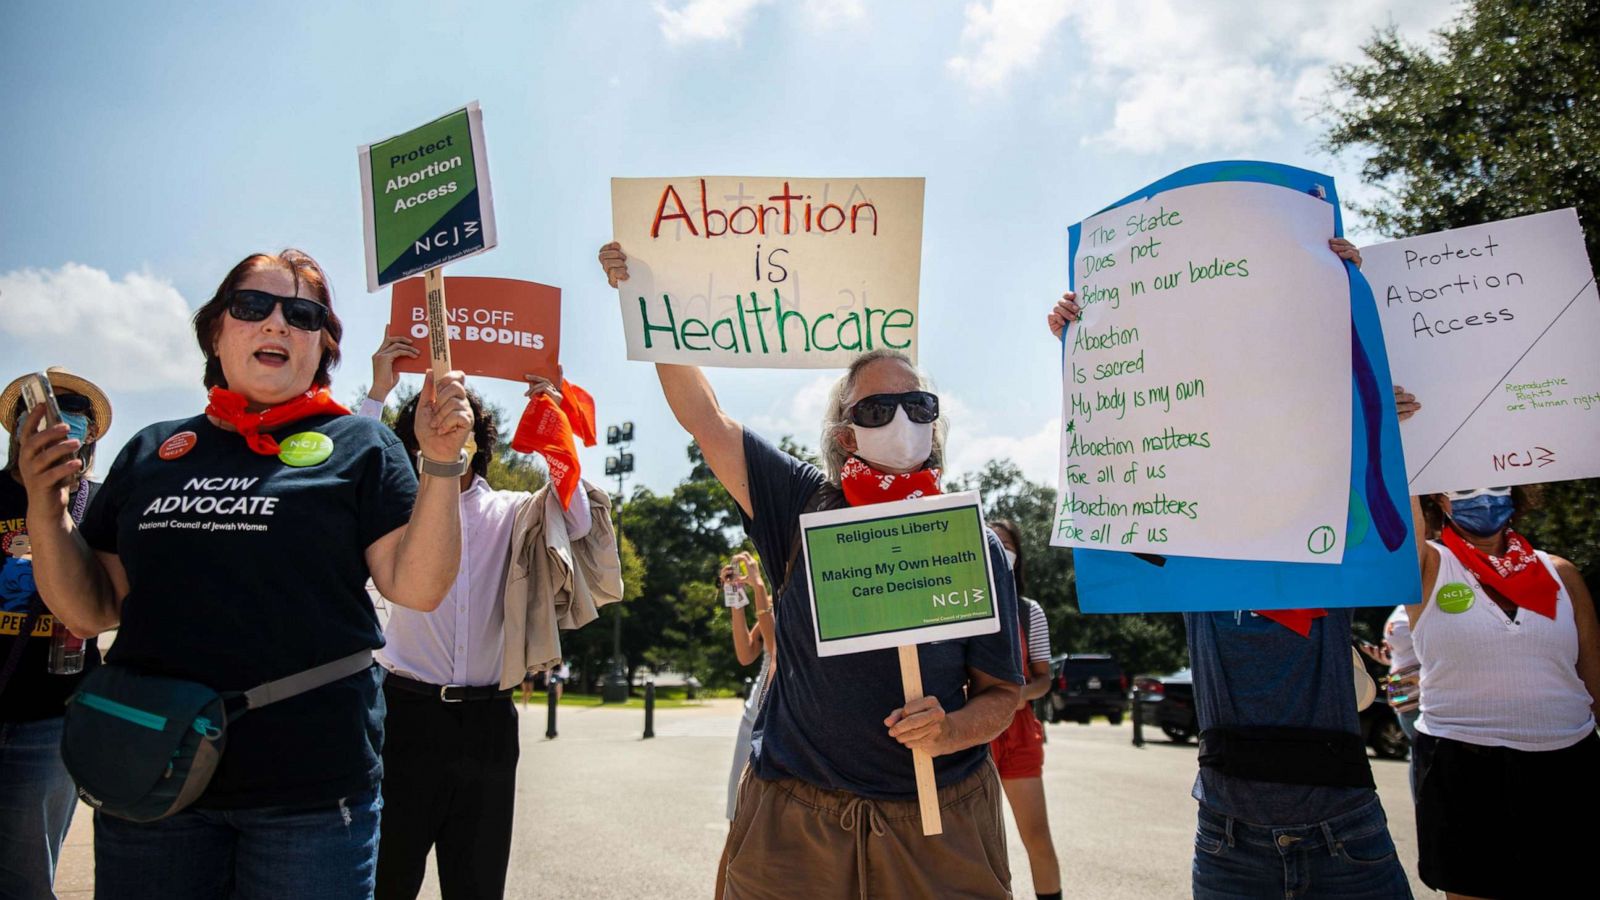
[0,717,78,900]
[93,787,381,900]
[1193,797,1412,899]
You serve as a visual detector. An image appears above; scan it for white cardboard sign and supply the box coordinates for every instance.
[610,177,924,368]
[1051,180,1353,564]
[1362,209,1600,494]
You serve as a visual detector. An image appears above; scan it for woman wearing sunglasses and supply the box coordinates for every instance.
[599,244,1022,900]
[16,249,473,900]
[1405,482,1600,899]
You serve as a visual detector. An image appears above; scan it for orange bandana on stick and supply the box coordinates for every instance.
[511,381,597,509]
[204,387,350,456]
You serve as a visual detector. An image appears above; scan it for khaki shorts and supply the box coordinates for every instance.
[717,762,1012,900]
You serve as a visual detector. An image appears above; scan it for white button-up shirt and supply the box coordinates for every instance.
[359,397,592,687]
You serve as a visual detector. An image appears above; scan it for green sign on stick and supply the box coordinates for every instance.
[801,491,999,658]
[358,101,497,292]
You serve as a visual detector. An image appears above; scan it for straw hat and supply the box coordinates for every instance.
[0,367,114,440]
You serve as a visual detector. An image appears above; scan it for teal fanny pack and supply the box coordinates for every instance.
[62,650,373,822]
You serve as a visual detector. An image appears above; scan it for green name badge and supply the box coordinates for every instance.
[279,432,334,468]
[800,491,1000,657]
[1437,582,1475,614]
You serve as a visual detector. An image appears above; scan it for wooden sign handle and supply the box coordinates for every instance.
[898,644,943,836]
[423,267,453,380]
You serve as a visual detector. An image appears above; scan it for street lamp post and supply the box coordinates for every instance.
[602,421,635,704]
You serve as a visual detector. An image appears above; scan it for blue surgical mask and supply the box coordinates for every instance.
[62,412,90,443]
[1449,494,1514,537]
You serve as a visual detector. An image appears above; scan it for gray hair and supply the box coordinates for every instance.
[820,349,948,483]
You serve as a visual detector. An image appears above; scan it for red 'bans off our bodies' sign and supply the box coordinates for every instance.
[387,276,561,383]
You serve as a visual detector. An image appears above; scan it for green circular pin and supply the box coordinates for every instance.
[278,431,333,467]
[1437,582,1475,614]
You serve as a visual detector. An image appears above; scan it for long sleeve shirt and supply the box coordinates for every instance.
[357,396,591,687]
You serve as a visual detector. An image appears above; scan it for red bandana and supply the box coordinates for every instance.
[511,381,597,509]
[839,456,942,506]
[1256,608,1328,637]
[1441,526,1559,619]
[204,386,350,456]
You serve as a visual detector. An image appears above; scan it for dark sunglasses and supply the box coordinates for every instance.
[846,391,940,428]
[227,289,329,332]
[55,393,93,414]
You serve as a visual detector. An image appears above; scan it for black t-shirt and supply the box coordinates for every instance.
[79,413,417,809]
[1,475,102,722]
[741,430,1022,801]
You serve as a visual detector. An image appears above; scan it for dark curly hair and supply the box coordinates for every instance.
[393,388,495,480]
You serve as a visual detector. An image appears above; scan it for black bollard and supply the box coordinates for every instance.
[643,681,656,739]
[1131,689,1145,748]
[546,683,559,740]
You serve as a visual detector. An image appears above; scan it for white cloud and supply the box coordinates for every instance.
[948,0,1459,153]
[0,263,197,392]
[654,0,771,44]
[1083,0,1460,153]
[801,0,866,27]
[947,0,1072,91]
[747,373,836,446]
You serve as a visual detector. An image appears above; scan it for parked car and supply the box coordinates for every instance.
[1134,669,1197,743]
[1045,654,1128,725]
[1136,662,1411,760]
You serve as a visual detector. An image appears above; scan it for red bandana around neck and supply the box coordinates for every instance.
[1441,526,1559,619]
[204,386,350,456]
[511,381,598,509]
[839,456,942,506]
[1256,608,1328,637]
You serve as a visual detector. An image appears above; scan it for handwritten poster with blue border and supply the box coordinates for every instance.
[1062,161,1420,613]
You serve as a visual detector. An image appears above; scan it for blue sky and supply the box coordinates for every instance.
[0,0,1460,492]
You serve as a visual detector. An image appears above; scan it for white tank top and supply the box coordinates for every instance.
[1414,541,1596,751]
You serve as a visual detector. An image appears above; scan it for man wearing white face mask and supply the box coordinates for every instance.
[1405,481,1600,899]
[598,245,1023,900]
[0,367,111,900]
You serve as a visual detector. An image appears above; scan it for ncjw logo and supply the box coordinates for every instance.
[413,221,481,255]
[932,588,986,608]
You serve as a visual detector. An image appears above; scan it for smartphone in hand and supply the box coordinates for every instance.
[19,373,63,432]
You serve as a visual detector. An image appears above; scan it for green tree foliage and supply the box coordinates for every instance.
[1323,0,1600,591]
[950,461,1188,676]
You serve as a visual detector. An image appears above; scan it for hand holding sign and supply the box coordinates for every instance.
[369,335,420,403]
[412,369,474,463]
[884,695,949,755]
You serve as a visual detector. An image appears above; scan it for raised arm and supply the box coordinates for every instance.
[600,242,751,516]
[15,407,123,636]
[366,369,471,611]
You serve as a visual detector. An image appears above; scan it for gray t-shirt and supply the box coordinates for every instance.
[1186,609,1374,824]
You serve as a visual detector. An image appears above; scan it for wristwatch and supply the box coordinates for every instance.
[417,449,470,479]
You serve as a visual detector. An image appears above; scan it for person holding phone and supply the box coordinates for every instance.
[15,249,472,900]
[721,550,773,821]
[0,367,111,900]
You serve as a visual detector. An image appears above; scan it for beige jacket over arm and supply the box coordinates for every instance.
[498,481,624,690]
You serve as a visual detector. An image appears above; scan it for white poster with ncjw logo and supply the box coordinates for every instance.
[610,177,924,368]
[1363,209,1600,495]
